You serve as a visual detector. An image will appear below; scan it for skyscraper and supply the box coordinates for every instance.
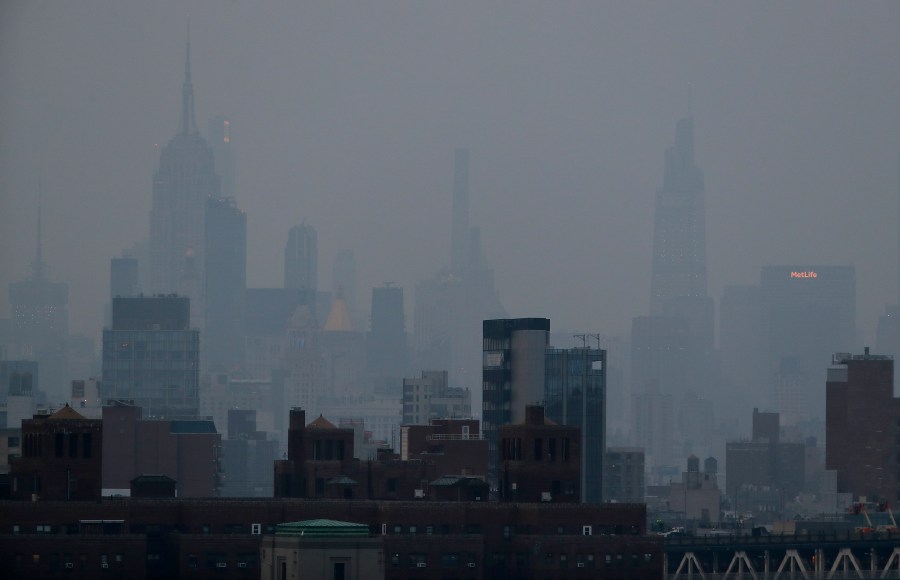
[101,296,199,419]
[9,204,68,402]
[544,346,606,503]
[149,41,221,297]
[332,249,357,323]
[482,318,549,482]
[204,197,246,370]
[650,117,708,316]
[414,150,505,396]
[208,115,235,200]
[760,265,856,421]
[284,224,318,295]
[367,285,407,384]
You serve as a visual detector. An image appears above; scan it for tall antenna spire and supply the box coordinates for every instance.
[180,21,196,135]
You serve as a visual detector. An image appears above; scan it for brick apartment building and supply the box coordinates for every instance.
[9,405,102,501]
[826,350,900,502]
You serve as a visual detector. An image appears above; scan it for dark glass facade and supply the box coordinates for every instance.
[545,347,606,503]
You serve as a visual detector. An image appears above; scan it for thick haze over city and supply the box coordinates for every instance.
[2,1,900,344]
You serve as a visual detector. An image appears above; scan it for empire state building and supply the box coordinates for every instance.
[149,42,220,302]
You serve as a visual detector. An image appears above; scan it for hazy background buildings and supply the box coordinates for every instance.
[2,1,900,502]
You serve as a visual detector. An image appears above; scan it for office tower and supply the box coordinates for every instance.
[719,285,765,425]
[318,290,366,400]
[110,256,139,299]
[284,224,318,294]
[414,150,506,396]
[603,447,645,503]
[482,318,549,482]
[402,370,471,425]
[650,117,708,316]
[204,196,247,370]
[332,249,358,322]
[149,41,220,296]
[631,381,674,482]
[761,266,856,421]
[726,408,805,502]
[208,115,235,200]
[101,296,199,419]
[367,285,407,384]
[281,305,327,420]
[544,346,606,503]
[826,350,898,502]
[635,118,715,471]
[8,204,68,403]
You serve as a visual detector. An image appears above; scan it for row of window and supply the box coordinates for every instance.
[501,436,571,462]
[22,432,93,459]
[13,553,125,569]
[388,551,654,569]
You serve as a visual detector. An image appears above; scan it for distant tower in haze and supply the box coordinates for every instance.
[205,197,246,370]
[110,256,139,299]
[332,249,357,320]
[284,224,318,295]
[367,285,407,384]
[8,202,69,402]
[208,115,236,200]
[149,40,221,296]
[650,117,708,315]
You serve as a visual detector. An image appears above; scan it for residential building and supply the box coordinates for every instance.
[9,405,102,501]
[402,370,471,425]
[604,447,645,504]
[825,350,898,502]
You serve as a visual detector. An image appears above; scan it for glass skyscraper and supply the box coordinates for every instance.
[544,347,606,503]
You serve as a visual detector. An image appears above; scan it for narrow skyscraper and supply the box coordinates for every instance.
[284,223,318,295]
[8,202,69,403]
[149,41,221,296]
[650,117,707,314]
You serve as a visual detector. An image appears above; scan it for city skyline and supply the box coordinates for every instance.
[3,2,900,347]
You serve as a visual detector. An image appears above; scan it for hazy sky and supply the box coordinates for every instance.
[2,1,900,347]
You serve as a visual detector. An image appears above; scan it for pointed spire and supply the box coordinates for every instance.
[180,23,196,135]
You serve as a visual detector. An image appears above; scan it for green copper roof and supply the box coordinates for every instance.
[275,519,370,538]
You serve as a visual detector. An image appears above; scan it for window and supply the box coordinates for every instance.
[548,438,556,462]
[55,433,64,457]
[82,434,92,458]
[441,553,460,568]
[534,438,543,461]
[333,562,346,580]
[562,438,570,462]
[69,433,78,458]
